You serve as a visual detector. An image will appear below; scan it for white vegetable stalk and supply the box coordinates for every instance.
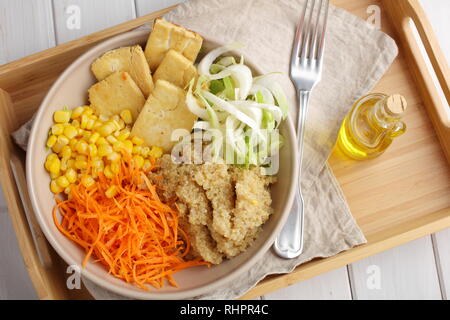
[197,42,244,80]
[227,64,253,100]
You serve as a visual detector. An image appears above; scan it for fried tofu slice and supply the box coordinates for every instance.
[91,45,154,97]
[153,49,197,89]
[145,18,203,71]
[131,80,197,152]
[88,71,145,119]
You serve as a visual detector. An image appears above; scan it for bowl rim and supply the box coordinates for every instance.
[26,29,299,300]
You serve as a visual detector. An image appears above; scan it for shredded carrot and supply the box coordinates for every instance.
[52,153,209,290]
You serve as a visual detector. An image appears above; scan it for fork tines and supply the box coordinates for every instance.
[292,0,330,64]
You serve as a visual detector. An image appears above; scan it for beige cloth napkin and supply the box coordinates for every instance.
[13,0,398,299]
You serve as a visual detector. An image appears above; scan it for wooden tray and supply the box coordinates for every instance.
[0,0,449,300]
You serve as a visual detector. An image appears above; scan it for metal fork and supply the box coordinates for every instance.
[274,0,330,259]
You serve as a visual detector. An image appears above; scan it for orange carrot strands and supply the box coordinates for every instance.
[52,153,209,290]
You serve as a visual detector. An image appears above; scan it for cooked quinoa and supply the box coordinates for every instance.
[150,155,276,264]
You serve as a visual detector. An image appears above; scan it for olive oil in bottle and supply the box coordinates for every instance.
[337,93,407,160]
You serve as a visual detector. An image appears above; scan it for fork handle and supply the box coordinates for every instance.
[297,90,310,176]
[273,90,309,259]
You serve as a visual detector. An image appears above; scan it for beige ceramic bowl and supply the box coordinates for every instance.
[26,30,298,299]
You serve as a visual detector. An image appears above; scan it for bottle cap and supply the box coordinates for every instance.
[386,94,407,116]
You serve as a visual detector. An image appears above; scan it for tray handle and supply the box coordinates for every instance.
[383,0,450,128]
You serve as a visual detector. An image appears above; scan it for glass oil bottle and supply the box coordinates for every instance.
[336,93,407,160]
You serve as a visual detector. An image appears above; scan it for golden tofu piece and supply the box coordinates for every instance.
[145,18,203,72]
[91,45,154,97]
[153,49,197,88]
[88,71,145,120]
[132,80,197,152]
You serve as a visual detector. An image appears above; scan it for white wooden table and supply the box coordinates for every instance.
[0,0,449,300]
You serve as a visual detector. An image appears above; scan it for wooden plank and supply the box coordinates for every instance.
[263,267,352,300]
[0,0,55,65]
[433,230,450,299]
[0,210,38,299]
[52,0,136,44]
[135,0,184,16]
[348,237,442,299]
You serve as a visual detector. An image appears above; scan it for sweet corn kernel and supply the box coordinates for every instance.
[83,106,94,116]
[72,119,80,128]
[57,135,69,146]
[54,110,71,123]
[64,186,72,195]
[132,146,142,155]
[71,106,85,119]
[88,144,98,157]
[50,172,60,179]
[69,138,78,149]
[86,118,95,130]
[82,130,91,140]
[149,146,163,159]
[47,153,59,161]
[60,158,68,171]
[50,180,63,194]
[67,159,75,170]
[46,135,57,148]
[60,146,72,159]
[75,154,87,162]
[110,162,120,174]
[116,129,131,141]
[107,152,121,162]
[110,120,121,131]
[113,141,125,153]
[56,176,70,188]
[92,158,104,170]
[141,146,150,157]
[75,159,88,170]
[104,165,114,179]
[63,125,78,139]
[51,124,64,135]
[97,124,115,137]
[117,119,125,130]
[120,110,133,124]
[105,185,118,198]
[52,142,64,154]
[123,140,133,154]
[81,176,95,187]
[99,114,109,122]
[65,169,77,184]
[133,155,144,168]
[93,121,103,130]
[143,159,152,171]
[106,135,118,144]
[96,137,108,146]
[132,136,144,146]
[98,144,113,157]
[80,114,89,129]
[88,132,100,144]
[76,140,88,155]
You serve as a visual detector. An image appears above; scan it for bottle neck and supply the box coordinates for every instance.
[372,97,404,129]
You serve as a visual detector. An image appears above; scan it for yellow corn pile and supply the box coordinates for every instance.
[45,106,163,194]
